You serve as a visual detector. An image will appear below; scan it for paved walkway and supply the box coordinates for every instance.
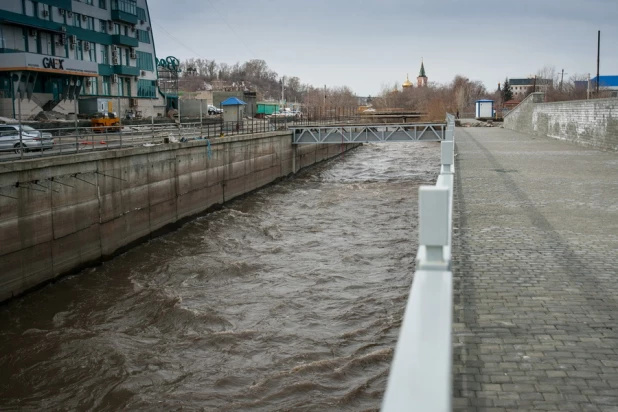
[452,127,618,411]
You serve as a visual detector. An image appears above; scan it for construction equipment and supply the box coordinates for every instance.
[90,112,121,133]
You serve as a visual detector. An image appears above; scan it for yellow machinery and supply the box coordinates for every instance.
[91,112,121,133]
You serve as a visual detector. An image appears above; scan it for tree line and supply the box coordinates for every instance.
[177,58,599,119]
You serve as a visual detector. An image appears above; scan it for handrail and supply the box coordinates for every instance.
[382,113,455,412]
[0,115,363,162]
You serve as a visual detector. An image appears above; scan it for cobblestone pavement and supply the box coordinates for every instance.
[452,127,618,412]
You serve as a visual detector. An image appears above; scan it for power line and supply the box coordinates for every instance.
[153,21,207,59]
[205,0,258,59]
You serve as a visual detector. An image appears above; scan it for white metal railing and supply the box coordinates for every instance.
[382,113,455,412]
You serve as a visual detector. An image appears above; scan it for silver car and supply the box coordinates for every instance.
[0,125,54,154]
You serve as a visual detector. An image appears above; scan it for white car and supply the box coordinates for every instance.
[207,105,223,115]
[0,124,54,154]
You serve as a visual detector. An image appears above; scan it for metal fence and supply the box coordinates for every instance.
[0,114,360,162]
[382,113,455,412]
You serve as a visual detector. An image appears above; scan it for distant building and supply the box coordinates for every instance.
[0,0,164,119]
[590,76,618,97]
[509,77,553,98]
[417,60,428,87]
[402,73,413,89]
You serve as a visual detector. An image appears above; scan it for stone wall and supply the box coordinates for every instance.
[503,93,618,151]
[0,132,358,301]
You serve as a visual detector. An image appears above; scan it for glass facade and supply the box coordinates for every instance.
[136,51,154,71]
[111,0,137,15]
[137,79,156,97]
[101,76,111,95]
[137,29,149,43]
[136,7,147,21]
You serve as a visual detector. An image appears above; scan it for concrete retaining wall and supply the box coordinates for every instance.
[503,93,618,151]
[0,132,358,302]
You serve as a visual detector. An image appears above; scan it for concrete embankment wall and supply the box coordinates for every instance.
[0,132,358,302]
[503,92,618,151]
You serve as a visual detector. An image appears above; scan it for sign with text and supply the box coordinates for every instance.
[0,52,99,76]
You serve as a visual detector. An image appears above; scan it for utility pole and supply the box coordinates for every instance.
[596,30,600,95]
[280,76,285,107]
[323,84,326,121]
[533,75,537,93]
[560,69,564,91]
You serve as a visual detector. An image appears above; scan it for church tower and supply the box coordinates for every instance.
[417,60,428,87]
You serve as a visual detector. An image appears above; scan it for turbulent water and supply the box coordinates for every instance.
[0,142,440,411]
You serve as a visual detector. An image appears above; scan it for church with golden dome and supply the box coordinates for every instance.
[401,60,428,90]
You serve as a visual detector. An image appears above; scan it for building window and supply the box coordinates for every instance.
[83,77,98,95]
[87,42,96,62]
[114,23,120,35]
[117,78,124,96]
[39,4,50,20]
[111,0,137,15]
[99,19,107,32]
[136,51,154,72]
[125,78,131,97]
[125,48,130,66]
[84,0,94,4]
[83,16,95,30]
[101,76,111,95]
[72,13,80,26]
[137,29,150,43]
[137,79,156,97]
[25,0,35,16]
[99,0,106,8]
[101,45,109,64]
[136,7,147,22]
[74,40,83,60]
[21,28,29,52]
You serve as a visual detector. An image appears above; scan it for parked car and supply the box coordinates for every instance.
[0,124,54,154]
[207,105,223,115]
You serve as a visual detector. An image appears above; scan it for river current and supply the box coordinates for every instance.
[0,142,440,411]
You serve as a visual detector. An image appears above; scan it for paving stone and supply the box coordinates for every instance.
[452,128,618,410]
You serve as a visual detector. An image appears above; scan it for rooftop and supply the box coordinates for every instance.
[591,76,618,88]
[510,78,553,86]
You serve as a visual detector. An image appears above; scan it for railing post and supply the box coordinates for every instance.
[441,141,454,174]
[419,186,449,265]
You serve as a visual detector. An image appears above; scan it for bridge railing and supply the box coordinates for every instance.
[382,113,455,412]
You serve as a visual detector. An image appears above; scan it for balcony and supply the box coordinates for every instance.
[111,34,138,48]
[111,9,138,24]
[113,65,140,77]
[111,0,138,24]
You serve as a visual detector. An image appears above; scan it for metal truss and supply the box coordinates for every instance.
[291,123,446,144]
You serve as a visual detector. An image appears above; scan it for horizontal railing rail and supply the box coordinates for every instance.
[382,113,455,412]
[0,114,365,162]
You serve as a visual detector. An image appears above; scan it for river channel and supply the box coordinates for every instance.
[0,142,440,411]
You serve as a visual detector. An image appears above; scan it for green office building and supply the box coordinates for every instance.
[0,0,165,119]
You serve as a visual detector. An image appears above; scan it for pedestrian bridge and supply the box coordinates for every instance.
[291,123,447,144]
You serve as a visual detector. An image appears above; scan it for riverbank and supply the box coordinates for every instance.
[0,132,359,302]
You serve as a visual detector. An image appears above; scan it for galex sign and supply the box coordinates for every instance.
[42,57,65,70]
[0,53,99,76]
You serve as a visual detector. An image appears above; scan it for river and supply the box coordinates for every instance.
[0,142,440,411]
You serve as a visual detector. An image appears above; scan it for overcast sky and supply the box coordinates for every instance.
[148,0,618,96]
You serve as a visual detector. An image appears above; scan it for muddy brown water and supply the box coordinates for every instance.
[0,142,440,411]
